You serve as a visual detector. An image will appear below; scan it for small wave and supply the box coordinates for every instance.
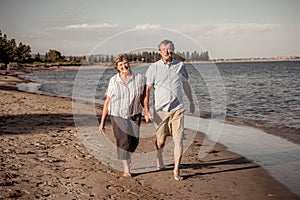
[17,82,42,94]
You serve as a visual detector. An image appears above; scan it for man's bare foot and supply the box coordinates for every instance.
[123,172,132,178]
[174,170,183,181]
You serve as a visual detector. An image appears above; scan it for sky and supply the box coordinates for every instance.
[0,0,299,59]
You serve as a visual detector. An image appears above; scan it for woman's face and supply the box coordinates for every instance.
[117,60,130,74]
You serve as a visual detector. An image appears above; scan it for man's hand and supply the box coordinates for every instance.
[190,102,195,114]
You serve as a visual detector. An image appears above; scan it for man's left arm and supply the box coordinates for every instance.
[182,80,195,114]
[180,62,195,113]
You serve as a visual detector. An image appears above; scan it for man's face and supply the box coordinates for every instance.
[159,43,173,62]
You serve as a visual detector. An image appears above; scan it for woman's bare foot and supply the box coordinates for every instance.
[157,165,166,171]
[122,159,131,177]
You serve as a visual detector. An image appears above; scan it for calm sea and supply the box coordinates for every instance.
[18,61,300,143]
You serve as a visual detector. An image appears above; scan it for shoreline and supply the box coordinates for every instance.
[3,63,300,145]
[10,63,300,145]
[1,90,298,200]
[0,66,298,199]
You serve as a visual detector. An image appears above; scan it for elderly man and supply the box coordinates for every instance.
[144,40,195,181]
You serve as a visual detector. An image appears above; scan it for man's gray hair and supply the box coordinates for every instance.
[158,40,175,51]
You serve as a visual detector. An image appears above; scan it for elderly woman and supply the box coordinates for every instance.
[99,54,145,177]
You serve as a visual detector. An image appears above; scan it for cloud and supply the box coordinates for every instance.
[135,23,162,29]
[178,23,281,36]
[59,23,118,30]
[213,23,280,35]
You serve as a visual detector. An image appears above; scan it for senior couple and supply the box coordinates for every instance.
[99,40,195,180]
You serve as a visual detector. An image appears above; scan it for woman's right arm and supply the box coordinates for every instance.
[99,96,111,133]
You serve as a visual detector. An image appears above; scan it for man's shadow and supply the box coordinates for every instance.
[132,156,259,179]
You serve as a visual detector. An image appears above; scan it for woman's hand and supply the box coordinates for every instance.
[99,124,105,134]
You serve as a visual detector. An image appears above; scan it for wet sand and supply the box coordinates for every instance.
[0,68,299,199]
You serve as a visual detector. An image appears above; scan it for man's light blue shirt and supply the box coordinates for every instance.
[145,59,189,112]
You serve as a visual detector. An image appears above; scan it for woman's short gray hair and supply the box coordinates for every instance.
[113,54,128,68]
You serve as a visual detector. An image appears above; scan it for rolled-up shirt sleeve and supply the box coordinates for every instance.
[105,78,113,97]
[145,64,155,86]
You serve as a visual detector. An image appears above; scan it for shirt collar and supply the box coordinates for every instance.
[160,58,175,66]
[116,71,135,82]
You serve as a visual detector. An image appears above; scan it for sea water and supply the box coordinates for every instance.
[18,61,300,142]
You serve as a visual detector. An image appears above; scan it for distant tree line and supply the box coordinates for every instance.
[0,30,32,64]
[1,29,209,67]
[0,30,82,65]
[87,50,209,64]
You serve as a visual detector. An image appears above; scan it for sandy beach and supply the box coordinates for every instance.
[0,67,299,200]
